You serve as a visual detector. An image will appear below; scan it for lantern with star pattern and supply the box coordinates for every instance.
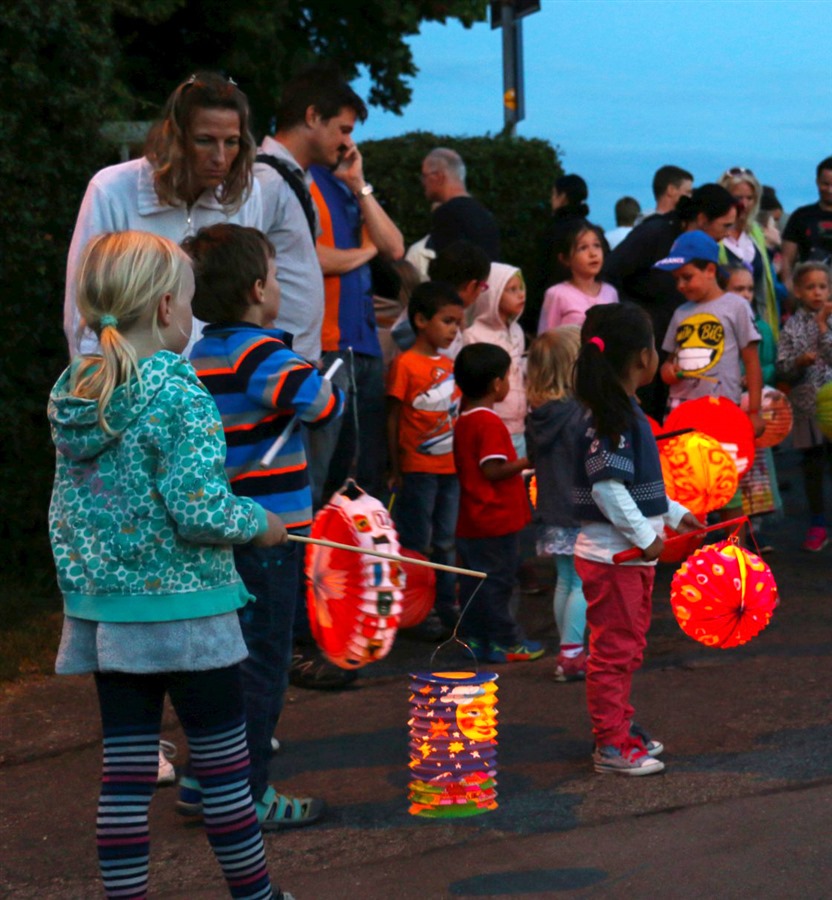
[408,671,499,817]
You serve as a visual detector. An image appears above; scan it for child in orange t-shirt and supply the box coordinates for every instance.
[387,282,465,631]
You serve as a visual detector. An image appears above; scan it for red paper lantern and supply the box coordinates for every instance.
[306,488,403,669]
[740,387,793,448]
[670,541,778,648]
[646,415,663,437]
[396,548,436,629]
[665,396,756,477]
[659,431,739,519]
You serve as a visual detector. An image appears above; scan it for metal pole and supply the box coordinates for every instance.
[501,1,517,136]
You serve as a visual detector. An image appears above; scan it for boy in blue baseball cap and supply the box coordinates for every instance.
[654,230,765,439]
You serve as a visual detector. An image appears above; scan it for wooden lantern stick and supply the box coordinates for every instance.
[286,533,487,579]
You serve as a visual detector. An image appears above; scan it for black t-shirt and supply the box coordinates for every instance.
[782,202,832,263]
[428,195,501,261]
[602,211,685,340]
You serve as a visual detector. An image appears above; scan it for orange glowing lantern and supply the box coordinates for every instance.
[527,474,537,508]
[306,486,403,669]
[665,396,756,477]
[396,548,436,630]
[659,431,739,520]
[407,671,499,818]
[670,541,778,648]
[740,387,793,448]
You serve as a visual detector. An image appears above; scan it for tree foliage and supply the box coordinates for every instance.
[0,0,117,574]
[112,0,487,132]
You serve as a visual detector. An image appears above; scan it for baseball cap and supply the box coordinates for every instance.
[653,230,721,271]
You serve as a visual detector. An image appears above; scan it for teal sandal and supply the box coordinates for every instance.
[256,785,326,831]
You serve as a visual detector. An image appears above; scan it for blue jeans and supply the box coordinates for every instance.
[234,541,298,800]
[394,472,460,620]
[456,532,522,647]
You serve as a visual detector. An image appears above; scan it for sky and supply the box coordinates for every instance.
[353,0,832,231]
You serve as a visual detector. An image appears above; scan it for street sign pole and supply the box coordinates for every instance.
[501,1,518,135]
[494,0,538,135]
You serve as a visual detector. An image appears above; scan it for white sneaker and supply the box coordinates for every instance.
[593,742,665,776]
[270,736,281,754]
[157,740,177,785]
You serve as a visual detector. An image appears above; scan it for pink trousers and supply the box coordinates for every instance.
[574,558,655,748]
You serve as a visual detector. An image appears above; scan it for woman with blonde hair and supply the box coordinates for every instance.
[64,72,261,357]
[717,167,779,338]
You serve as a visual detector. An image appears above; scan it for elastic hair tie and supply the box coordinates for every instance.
[100,314,119,329]
[589,336,605,352]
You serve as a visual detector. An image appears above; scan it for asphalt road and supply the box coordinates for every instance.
[2,448,831,899]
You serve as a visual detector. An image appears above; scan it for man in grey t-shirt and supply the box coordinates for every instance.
[255,65,368,361]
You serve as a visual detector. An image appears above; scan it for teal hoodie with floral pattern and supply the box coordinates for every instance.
[48,351,267,623]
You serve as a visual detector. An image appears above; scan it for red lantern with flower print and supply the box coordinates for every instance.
[670,540,778,649]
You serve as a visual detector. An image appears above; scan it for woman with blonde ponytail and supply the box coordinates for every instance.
[48,231,293,900]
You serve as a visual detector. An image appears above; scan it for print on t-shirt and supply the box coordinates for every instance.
[673,312,725,375]
[413,365,459,456]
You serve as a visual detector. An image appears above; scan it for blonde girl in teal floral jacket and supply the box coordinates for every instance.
[48,231,291,900]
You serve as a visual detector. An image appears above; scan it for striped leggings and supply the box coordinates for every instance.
[94,666,275,899]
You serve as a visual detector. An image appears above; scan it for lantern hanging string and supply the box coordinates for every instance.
[286,533,487,579]
[612,515,749,564]
[429,577,488,671]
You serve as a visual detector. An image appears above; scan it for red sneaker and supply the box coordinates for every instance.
[802,526,828,553]
[554,649,587,682]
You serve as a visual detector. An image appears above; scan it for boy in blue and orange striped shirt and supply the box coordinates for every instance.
[186,223,342,829]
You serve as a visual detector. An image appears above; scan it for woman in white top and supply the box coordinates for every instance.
[64,71,262,357]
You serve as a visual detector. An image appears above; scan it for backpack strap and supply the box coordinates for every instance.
[256,153,317,242]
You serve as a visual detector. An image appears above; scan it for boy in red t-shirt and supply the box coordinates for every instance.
[452,343,544,663]
[387,282,465,632]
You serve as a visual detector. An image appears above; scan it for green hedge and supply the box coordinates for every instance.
[361,131,563,285]
[0,2,116,596]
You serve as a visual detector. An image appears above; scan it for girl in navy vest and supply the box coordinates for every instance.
[572,303,701,776]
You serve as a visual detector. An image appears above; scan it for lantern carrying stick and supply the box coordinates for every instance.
[259,358,345,468]
[286,533,487,579]
[611,516,749,564]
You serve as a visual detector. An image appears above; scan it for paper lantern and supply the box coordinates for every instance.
[740,387,793,448]
[527,473,537,509]
[306,488,403,669]
[665,396,756,477]
[816,382,832,440]
[408,671,499,818]
[670,541,778,649]
[396,548,436,629]
[659,431,739,519]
